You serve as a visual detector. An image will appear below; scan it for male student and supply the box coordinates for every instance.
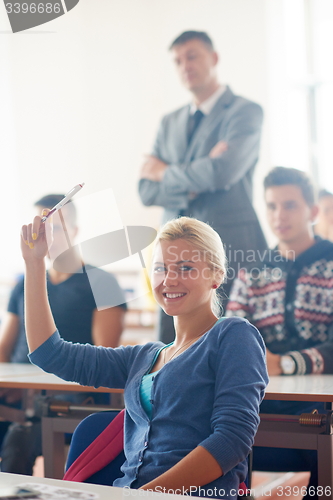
[0,194,127,474]
[138,30,267,343]
[226,166,333,498]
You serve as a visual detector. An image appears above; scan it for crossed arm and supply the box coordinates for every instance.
[139,141,228,183]
[138,102,263,210]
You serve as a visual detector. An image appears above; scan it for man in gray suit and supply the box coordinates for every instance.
[139,31,267,342]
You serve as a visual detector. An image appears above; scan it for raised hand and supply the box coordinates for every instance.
[21,209,53,262]
[20,208,57,352]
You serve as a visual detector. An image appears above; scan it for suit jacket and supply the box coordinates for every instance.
[139,86,267,266]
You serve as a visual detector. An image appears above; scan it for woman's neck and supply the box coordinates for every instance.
[173,308,218,346]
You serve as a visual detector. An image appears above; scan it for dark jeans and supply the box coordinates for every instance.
[0,420,42,475]
[0,421,11,449]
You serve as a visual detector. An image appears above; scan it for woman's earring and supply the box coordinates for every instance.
[212,284,218,289]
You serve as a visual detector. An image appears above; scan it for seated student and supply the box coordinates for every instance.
[226,167,333,499]
[0,194,127,475]
[314,189,333,242]
[21,215,267,499]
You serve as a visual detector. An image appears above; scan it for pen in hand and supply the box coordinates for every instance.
[41,183,85,223]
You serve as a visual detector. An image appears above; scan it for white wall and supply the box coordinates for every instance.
[0,0,272,278]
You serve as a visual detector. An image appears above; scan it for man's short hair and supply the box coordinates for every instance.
[263,167,315,206]
[34,194,77,226]
[169,31,214,51]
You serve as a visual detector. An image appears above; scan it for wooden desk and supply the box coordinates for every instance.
[0,363,42,379]
[0,363,123,393]
[0,472,193,499]
[265,374,333,402]
[0,472,114,497]
[256,375,333,498]
[0,472,179,499]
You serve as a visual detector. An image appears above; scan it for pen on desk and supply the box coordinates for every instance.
[41,183,85,223]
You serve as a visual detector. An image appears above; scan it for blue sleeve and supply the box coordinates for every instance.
[200,319,268,474]
[29,330,142,389]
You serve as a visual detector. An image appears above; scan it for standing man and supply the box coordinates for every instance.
[139,30,267,343]
[226,167,333,497]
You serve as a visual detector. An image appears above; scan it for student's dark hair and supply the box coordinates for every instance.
[169,31,214,51]
[34,194,77,225]
[263,167,315,206]
[318,189,333,201]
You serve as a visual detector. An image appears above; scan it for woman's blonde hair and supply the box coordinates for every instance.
[155,217,227,316]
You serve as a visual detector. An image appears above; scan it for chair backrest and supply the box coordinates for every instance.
[65,410,125,485]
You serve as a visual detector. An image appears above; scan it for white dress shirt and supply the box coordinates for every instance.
[190,85,226,116]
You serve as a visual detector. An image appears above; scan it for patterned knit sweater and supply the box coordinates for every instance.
[226,238,333,374]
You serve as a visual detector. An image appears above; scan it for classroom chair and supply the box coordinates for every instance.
[64,410,252,497]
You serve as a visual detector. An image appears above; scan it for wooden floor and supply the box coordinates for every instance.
[33,458,311,499]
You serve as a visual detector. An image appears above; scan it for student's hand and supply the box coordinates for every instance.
[266,349,282,376]
[21,210,53,262]
[209,141,228,158]
[140,155,167,182]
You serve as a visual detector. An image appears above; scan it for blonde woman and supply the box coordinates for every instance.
[21,215,268,499]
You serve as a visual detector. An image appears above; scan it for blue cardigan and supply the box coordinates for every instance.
[29,317,268,499]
